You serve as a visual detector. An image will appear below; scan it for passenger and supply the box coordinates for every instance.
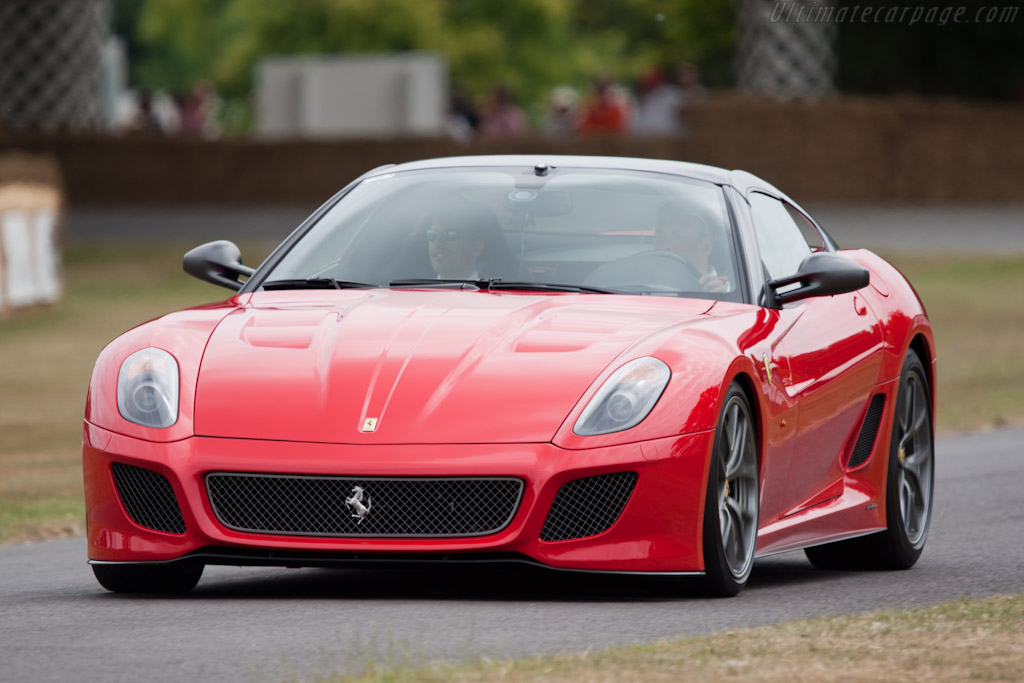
[654,200,728,292]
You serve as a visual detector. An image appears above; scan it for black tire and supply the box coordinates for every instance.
[701,384,760,597]
[805,349,934,570]
[92,562,203,594]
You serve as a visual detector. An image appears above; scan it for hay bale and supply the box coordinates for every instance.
[0,152,63,317]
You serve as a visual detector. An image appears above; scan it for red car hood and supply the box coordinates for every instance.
[194,290,712,444]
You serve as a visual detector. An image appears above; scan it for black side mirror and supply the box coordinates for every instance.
[183,240,255,291]
[768,253,869,306]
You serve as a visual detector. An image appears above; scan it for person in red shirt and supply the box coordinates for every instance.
[578,77,630,137]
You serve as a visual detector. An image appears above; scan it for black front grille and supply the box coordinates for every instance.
[849,394,886,468]
[111,462,187,534]
[540,471,637,542]
[206,474,524,537]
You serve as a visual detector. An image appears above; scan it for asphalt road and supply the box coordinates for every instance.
[2,427,1022,682]
[65,203,1024,254]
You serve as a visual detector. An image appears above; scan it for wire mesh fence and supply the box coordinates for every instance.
[736,0,837,99]
[0,0,112,132]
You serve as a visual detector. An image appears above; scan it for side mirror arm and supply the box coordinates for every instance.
[766,253,870,306]
[183,240,255,291]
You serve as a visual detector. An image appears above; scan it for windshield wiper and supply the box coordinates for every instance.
[389,278,627,295]
[487,280,628,294]
[261,278,377,291]
[389,278,486,290]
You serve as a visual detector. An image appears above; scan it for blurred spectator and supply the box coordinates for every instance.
[122,90,181,135]
[479,86,529,139]
[578,77,630,137]
[151,90,181,134]
[631,66,683,137]
[677,62,708,103]
[675,62,708,135]
[125,91,164,135]
[446,87,480,142]
[179,80,221,139]
[541,86,579,139]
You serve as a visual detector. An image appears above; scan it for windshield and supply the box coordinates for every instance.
[261,166,743,300]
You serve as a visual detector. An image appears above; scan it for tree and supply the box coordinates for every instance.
[125,0,736,107]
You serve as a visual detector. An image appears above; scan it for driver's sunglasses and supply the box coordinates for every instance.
[427,228,469,242]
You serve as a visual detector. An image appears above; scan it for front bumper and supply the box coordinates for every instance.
[83,422,713,573]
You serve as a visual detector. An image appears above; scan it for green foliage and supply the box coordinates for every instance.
[123,0,736,105]
[570,0,736,83]
[120,0,1024,111]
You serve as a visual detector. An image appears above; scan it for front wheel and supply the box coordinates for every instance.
[701,384,760,597]
[92,562,203,594]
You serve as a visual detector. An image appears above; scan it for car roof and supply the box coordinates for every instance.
[381,155,738,186]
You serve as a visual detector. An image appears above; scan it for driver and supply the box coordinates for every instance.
[427,206,486,279]
[654,200,727,293]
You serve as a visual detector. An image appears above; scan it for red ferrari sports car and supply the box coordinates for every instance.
[83,155,935,596]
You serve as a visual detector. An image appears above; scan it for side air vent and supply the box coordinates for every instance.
[848,394,886,468]
[111,462,187,534]
[540,471,637,542]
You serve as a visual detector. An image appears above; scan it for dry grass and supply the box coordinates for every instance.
[0,246,1021,543]
[0,241,275,544]
[328,594,1024,682]
[882,252,1024,433]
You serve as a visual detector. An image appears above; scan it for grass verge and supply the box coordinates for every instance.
[883,252,1024,433]
[321,593,1024,682]
[0,245,1021,543]
[0,241,276,544]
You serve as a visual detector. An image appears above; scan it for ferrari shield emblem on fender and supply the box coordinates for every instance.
[361,417,378,432]
[345,486,372,523]
[762,353,773,387]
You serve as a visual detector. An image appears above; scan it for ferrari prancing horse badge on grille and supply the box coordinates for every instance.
[361,417,378,432]
[346,486,372,523]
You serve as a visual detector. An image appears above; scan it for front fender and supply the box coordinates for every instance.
[85,299,244,442]
[552,327,740,450]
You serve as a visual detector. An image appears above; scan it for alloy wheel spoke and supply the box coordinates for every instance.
[727,404,740,454]
[720,506,734,548]
[904,466,926,513]
[723,497,747,569]
[899,471,911,518]
[726,423,747,480]
[728,527,743,566]
[725,512,743,565]
[903,446,929,478]
[901,380,916,433]
[910,403,928,441]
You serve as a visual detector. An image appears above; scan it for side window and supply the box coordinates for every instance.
[749,193,816,280]
[785,204,826,253]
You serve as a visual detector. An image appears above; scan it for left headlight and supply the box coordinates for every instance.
[574,357,670,436]
[117,348,180,428]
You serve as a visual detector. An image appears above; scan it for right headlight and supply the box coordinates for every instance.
[573,357,671,436]
[116,348,180,428]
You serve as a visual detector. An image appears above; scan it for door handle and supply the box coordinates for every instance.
[853,295,867,316]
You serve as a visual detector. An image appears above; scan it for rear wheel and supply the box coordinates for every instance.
[701,384,760,596]
[805,349,933,570]
[92,562,203,594]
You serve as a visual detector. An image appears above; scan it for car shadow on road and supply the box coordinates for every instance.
[94,552,849,602]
